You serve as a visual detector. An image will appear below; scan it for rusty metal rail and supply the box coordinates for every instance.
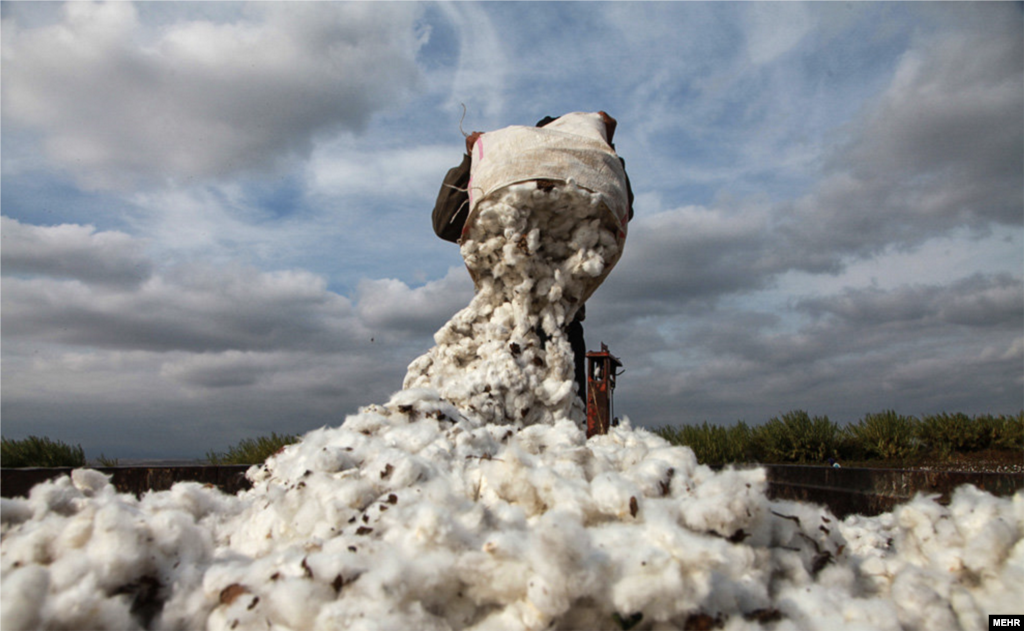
[2,464,1021,518]
[763,465,1022,517]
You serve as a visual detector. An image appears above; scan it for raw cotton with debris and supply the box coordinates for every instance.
[3,181,1021,630]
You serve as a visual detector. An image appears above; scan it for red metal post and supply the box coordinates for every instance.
[586,343,622,438]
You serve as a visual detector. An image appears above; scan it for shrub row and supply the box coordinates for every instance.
[2,432,300,468]
[654,410,1023,465]
[4,411,1020,468]
[1,436,86,468]
[206,432,299,465]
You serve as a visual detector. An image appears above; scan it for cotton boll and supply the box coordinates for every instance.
[579,252,605,277]
[71,468,113,497]
[948,485,1020,578]
[47,572,138,631]
[776,582,903,631]
[27,475,82,518]
[47,546,97,592]
[893,495,967,573]
[156,481,246,524]
[313,446,357,474]
[1,565,49,631]
[598,525,700,622]
[458,547,531,605]
[85,502,156,590]
[589,473,642,520]
[523,511,599,616]
[316,600,453,631]
[262,577,334,630]
[890,566,961,630]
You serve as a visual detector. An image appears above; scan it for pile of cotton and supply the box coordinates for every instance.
[3,412,1021,630]
[3,181,1022,630]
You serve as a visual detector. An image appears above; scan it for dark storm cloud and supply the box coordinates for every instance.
[602,206,781,312]
[784,5,1022,258]
[608,274,1023,429]
[600,4,1022,322]
[798,274,1024,330]
[2,266,369,354]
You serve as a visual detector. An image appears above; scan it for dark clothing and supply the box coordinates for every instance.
[567,316,587,404]
[432,153,472,243]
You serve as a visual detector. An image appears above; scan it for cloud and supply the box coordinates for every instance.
[160,350,321,390]
[797,274,1023,330]
[435,3,507,123]
[3,261,366,354]
[356,266,474,337]
[0,340,404,457]
[743,2,813,65]
[0,217,466,456]
[1,218,474,355]
[1,215,151,287]
[600,272,1023,429]
[784,5,1023,256]
[307,143,458,203]
[1,2,426,188]
[596,5,1022,321]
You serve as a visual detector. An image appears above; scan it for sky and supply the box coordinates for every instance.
[1,1,1021,460]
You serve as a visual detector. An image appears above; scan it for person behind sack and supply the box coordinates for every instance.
[432,112,634,244]
[431,112,634,404]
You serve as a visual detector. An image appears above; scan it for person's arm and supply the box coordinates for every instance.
[432,153,472,243]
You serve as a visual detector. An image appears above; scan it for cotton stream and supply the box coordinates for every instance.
[3,181,1022,630]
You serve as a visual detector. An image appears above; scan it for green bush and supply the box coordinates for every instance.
[654,421,752,464]
[655,410,1018,465]
[991,412,1024,451]
[207,432,300,465]
[846,410,919,461]
[917,411,995,456]
[2,435,87,468]
[750,411,841,464]
[95,454,120,467]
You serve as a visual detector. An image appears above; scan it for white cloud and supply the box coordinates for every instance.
[0,217,454,456]
[743,3,813,65]
[3,260,365,353]
[435,3,507,123]
[1,2,426,188]
[307,143,457,202]
[1,215,151,286]
[356,266,474,337]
